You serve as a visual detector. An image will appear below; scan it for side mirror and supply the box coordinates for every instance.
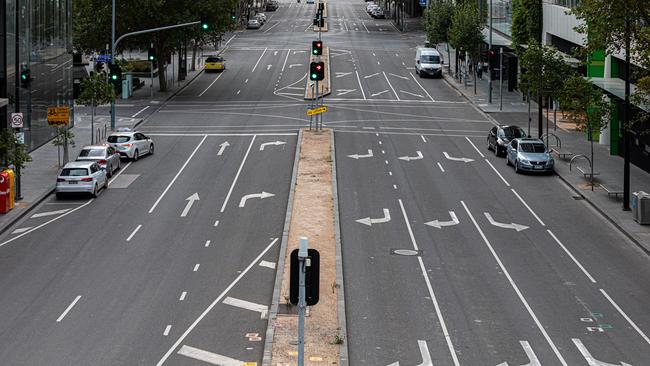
[416,60,420,64]
[441,60,444,64]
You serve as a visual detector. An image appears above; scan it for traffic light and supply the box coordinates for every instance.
[289,248,320,306]
[200,12,212,30]
[108,63,122,90]
[309,61,324,81]
[312,41,323,56]
[20,69,31,88]
[148,48,156,61]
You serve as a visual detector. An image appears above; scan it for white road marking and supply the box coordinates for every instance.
[223,296,269,318]
[337,89,357,96]
[398,199,460,366]
[496,341,541,366]
[364,72,380,79]
[600,289,650,345]
[198,72,225,97]
[400,90,424,98]
[387,340,433,366]
[263,21,280,33]
[389,171,393,176]
[547,230,596,283]
[251,48,268,72]
[221,136,257,213]
[425,211,459,229]
[259,260,276,269]
[0,199,93,247]
[239,191,275,207]
[388,73,409,80]
[336,72,353,78]
[378,141,383,145]
[461,201,567,365]
[355,71,367,100]
[511,189,545,226]
[355,208,391,226]
[149,135,208,213]
[193,264,200,272]
[362,127,375,130]
[108,161,133,186]
[131,105,150,118]
[362,21,369,33]
[421,135,427,143]
[177,345,246,366]
[410,72,435,102]
[385,160,389,164]
[443,151,474,163]
[213,220,219,227]
[163,325,172,336]
[398,151,423,161]
[485,159,510,186]
[266,64,272,70]
[56,295,82,322]
[572,338,633,366]
[245,78,248,83]
[484,212,529,231]
[181,193,200,217]
[288,63,303,69]
[371,90,389,97]
[217,141,230,156]
[179,292,187,301]
[236,90,241,95]
[259,140,287,150]
[383,72,400,101]
[31,209,69,218]
[465,136,485,158]
[11,227,33,234]
[281,50,291,72]
[205,240,211,248]
[347,149,373,159]
[393,184,398,190]
[126,224,142,242]
[437,162,445,172]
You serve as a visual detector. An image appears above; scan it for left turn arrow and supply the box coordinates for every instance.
[181,193,200,217]
[356,208,391,226]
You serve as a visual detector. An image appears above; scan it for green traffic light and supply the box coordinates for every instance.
[21,74,27,80]
[311,73,317,79]
[202,23,209,30]
[111,74,118,80]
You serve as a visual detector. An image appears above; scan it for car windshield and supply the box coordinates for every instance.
[206,57,222,63]
[79,148,105,157]
[60,168,89,176]
[520,143,546,153]
[108,135,130,143]
[422,55,440,64]
[500,127,526,138]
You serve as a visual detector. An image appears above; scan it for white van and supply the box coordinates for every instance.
[415,47,443,78]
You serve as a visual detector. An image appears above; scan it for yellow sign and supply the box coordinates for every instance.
[47,107,70,126]
[307,106,327,116]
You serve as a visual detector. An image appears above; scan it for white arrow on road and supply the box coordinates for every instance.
[496,341,541,366]
[239,191,275,207]
[572,339,633,366]
[273,50,278,55]
[398,151,424,161]
[484,212,529,232]
[266,64,272,70]
[181,193,199,217]
[425,211,459,229]
[443,151,474,163]
[356,208,391,226]
[387,340,432,366]
[217,141,230,156]
[259,141,287,151]
[347,149,373,159]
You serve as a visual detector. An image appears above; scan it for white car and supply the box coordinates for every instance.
[56,161,107,198]
[247,19,261,29]
[107,130,154,161]
[256,13,267,23]
[76,144,121,177]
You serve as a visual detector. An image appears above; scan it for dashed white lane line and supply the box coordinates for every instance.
[547,230,596,283]
[379,141,383,145]
[259,260,276,269]
[485,159,510,187]
[421,135,427,143]
[600,289,650,345]
[220,135,257,213]
[163,325,172,336]
[236,90,241,95]
[393,184,397,190]
[179,292,187,301]
[126,224,142,242]
[437,162,445,172]
[131,105,150,118]
[281,49,291,72]
[214,220,220,227]
[56,295,82,322]
[156,238,279,366]
[399,199,460,366]
[149,135,208,213]
[205,240,211,247]
[31,209,69,218]
[389,171,393,176]
[511,188,545,226]
[382,71,400,101]
[461,200,568,366]
[466,136,485,158]
[223,297,269,319]
[384,160,389,165]
[193,264,200,272]
[198,72,225,97]
[382,150,386,154]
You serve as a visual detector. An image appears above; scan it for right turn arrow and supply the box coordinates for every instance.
[239,191,275,208]
[424,211,459,229]
[443,151,474,163]
[347,149,373,159]
[484,212,529,232]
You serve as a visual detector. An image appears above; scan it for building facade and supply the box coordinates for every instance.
[1,0,74,151]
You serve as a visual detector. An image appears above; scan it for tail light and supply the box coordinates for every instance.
[123,143,133,148]
[97,159,107,165]
[80,177,93,182]
[57,178,65,182]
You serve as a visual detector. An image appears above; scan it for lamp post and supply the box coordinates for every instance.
[487,0,493,104]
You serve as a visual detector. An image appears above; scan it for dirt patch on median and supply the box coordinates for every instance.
[270,129,340,365]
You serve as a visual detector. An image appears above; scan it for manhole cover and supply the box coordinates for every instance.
[391,249,421,256]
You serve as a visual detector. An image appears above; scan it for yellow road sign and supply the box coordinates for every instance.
[47,107,70,126]
[307,106,327,116]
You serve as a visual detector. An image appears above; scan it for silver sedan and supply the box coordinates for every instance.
[76,145,121,177]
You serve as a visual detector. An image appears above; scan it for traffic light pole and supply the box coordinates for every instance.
[297,237,308,366]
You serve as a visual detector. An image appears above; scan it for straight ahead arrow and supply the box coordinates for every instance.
[443,151,474,163]
[259,141,287,151]
[356,208,391,226]
[217,141,230,156]
[181,193,199,217]
[425,211,459,229]
[398,151,423,161]
[347,149,373,159]
[239,191,275,207]
[484,212,529,232]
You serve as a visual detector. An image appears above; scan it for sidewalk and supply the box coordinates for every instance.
[442,45,650,254]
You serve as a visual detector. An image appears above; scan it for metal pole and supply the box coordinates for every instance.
[553,100,557,131]
[623,13,631,210]
[499,47,503,111]
[527,89,531,137]
[488,0,492,103]
[297,237,308,366]
[110,0,116,131]
[150,43,154,100]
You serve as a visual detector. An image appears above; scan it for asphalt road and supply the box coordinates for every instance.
[1,0,649,365]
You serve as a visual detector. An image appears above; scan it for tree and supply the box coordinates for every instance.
[76,72,116,145]
[423,1,454,73]
[511,0,542,48]
[0,129,32,171]
[448,2,484,82]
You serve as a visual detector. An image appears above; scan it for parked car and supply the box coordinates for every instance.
[56,161,107,198]
[487,125,527,157]
[506,138,554,174]
[256,13,267,23]
[371,7,385,18]
[76,144,121,177]
[247,19,261,29]
[367,4,379,13]
[107,130,154,161]
[204,56,226,72]
[266,1,278,11]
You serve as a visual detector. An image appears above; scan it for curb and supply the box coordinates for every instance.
[0,185,55,237]
[262,129,303,366]
[330,129,349,366]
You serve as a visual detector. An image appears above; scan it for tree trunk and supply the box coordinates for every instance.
[191,43,198,72]
[155,38,167,92]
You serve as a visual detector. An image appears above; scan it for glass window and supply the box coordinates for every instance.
[421,55,440,64]
[520,143,546,153]
[108,135,130,143]
[500,127,526,138]
[79,148,105,157]
[61,168,88,176]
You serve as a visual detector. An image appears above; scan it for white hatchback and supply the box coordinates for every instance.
[56,161,107,198]
[107,131,154,160]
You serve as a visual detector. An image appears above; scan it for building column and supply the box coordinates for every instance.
[603,54,612,78]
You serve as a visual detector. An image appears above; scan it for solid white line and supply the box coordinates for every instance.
[259,260,276,269]
[213,220,219,227]
[163,325,172,336]
[398,199,460,366]
[461,201,567,365]
[362,21,369,33]
[193,264,200,272]
[1,199,94,247]
[31,209,69,218]
[600,289,650,345]
[421,135,427,143]
[355,71,367,100]
[437,162,445,172]
[177,345,245,365]
[281,49,291,72]
[131,105,150,118]
[485,159,510,187]
[198,73,224,97]
[108,161,133,186]
[547,230,597,283]
[223,34,237,48]
[56,295,82,322]
[220,135,257,213]
[263,21,280,33]
[465,136,485,158]
[205,240,211,247]
[126,224,142,242]
[383,71,400,101]
[149,135,207,213]
[410,72,435,102]
[179,292,187,301]
[156,238,279,366]
[511,189,546,226]
[251,48,268,72]
[146,133,296,137]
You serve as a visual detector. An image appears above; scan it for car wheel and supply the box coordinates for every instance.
[506,156,511,166]
[107,166,113,178]
[487,139,492,151]
[133,149,139,161]
[91,184,98,198]
[56,192,64,200]
[149,144,154,155]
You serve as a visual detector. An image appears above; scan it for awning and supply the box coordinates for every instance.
[589,77,650,113]
[482,27,512,48]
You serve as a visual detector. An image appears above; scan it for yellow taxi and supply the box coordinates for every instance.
[204,56,225,72]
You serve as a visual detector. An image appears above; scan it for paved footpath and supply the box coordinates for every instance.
[442,44,650,254]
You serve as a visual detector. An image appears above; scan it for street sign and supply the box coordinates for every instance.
[47,107,70,126]
[95,54,112,63]
[10,113,24,128]
[15,132,25,145]
[307,106,327,116]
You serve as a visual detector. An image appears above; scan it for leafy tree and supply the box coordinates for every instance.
[448,2,484,80]
[76,72,116,145]
[423,1,455,72]
[511,0,542,48]
[0,129,32,171]
[51,127,76,166]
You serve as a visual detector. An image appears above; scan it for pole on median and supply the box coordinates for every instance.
[297,237,308,366]
[150,43,154,100]
[488,0,493,104]
[499,47,503,111]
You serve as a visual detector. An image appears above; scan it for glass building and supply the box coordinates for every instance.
[1,0,74,151]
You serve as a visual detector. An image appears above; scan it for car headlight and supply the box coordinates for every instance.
[520,159,531,165]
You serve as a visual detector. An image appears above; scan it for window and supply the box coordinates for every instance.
[60,168,88,176]
[520,143,546,153]
[79,148,105,157]
[108,135,130,143]
[500,127,526,138]
[422,55,440,64]
[206,57,223,63]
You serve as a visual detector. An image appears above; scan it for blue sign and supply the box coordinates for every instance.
[419,0,427,6]
[96,54,112,63]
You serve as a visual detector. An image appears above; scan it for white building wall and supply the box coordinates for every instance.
[542,4,585,47]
